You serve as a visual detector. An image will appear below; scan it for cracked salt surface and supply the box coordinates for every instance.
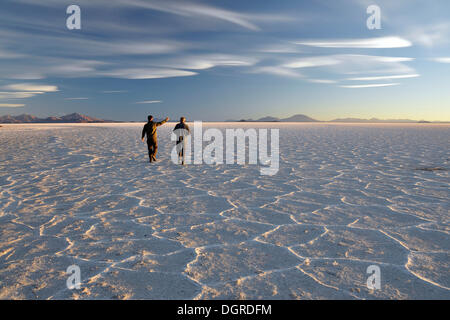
[0,123,449,299]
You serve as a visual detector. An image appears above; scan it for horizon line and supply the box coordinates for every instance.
[1,112,449,123]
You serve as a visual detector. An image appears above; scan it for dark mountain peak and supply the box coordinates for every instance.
[226,114,319,122]
[257,116,280,122]
[281,114,318,122]
[60,113,97,122]
[14,114,39,121]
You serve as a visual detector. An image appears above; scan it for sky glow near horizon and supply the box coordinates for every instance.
[0,0,449,121]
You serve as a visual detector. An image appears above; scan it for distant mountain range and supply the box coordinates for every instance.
[227,114,319,122]
[0,113,445,124]
[330,117,417,123]
[227,114,443,123]
[0,113,108,123]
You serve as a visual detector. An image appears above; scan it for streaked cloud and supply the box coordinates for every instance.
[278,55,415,79]
[0,82,59,102]
[347,74,420,81]
[372,57,414,63]
[65,97,89,100]
[407,23,450,47]
[13,0,294,27]
[283,56,340,69]
[0,92,44,99]
[124,0,292,31]
[257,44,302,54]
[431,57,450,63]
[340,83,401,88]
[157,54,258,70]
[8,73,45,80]
[136,100,162,104]
[102,68,197,79]
[0,49,25,59]
[294,36,412,48]
[0,103,25,107]
[0,58,107,80]
[331,55,415,75]
[250,66,301,77]
[30,37,185,57]
[102,90,128,93]
[308,79,337,84]
[2,83,59,92]
[249,54,417,91]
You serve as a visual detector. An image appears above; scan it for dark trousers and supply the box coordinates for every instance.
[147,140,158,160]
[176,137,186,164]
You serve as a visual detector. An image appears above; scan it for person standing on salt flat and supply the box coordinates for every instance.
[173,116,191,165]
[142,115,169,163]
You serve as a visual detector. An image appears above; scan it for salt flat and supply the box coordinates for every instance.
[0,123,449,299]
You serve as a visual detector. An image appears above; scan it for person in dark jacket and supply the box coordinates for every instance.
[173,117,190,165]
[142,115,169,162]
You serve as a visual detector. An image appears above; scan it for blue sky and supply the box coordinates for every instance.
[0,0,449,121]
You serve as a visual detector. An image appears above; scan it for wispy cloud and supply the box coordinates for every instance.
[329,55,415,75]
[407,23,450,47]
[294,36,412,48]
[1,83,59,92]
[0,92,44,99]
[250,54,417,89]
[431,57,450,63]
[283,56,340,69]
[257,43,302,54]
[102,90,128,93]
[65,97,89,100]
[278,55,415,78]
[136,100,162,104]
[0,83,59,102]
[13,0,294,27]
[102,68,197,79]
[308,79,337,84]
[0,103,25,107]
[250,66,301,77]
[0,49,25,59]
[124,0,291,31]
[347,74,420,81]
[340,83,401,88]
[0,58,107,80]
[155,54,258,70]
[26,37,185,57]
